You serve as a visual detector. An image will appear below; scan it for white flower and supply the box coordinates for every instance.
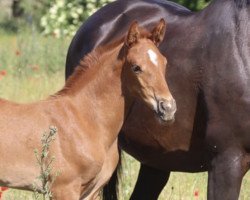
[76,8,83,14]
[49,5,58,15]
[71,12,79,19]
[58,13,66,23]
[57,0,65,8]
[40,17,47,27]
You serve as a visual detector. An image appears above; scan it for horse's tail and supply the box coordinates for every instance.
[102,148,122,200]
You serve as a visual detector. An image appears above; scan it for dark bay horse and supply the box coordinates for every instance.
[0,21,176,199]
[65,0,250,199]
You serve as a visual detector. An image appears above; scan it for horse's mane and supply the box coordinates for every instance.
[233,0,250,8]
[55,28,151,96]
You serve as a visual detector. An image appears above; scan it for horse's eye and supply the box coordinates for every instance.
[131,65,142,74]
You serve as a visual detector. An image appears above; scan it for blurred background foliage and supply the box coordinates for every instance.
[0,0,211,37]
[174,0,210,11]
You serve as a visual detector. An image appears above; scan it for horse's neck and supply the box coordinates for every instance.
[179,0,250,66]
[63,44,130,147]
[191,0,250,101]
[200,0,250,66]
[164,0,250,95]
[204,0,250,23]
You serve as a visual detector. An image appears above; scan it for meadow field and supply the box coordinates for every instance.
[0,30,250,200]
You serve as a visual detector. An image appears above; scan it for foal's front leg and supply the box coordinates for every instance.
[52,179,83,200]
[207,147,249,200]
[84,140,119,200]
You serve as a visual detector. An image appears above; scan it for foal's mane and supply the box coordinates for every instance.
[56,28,151,96]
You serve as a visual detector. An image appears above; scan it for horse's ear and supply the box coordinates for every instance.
[125,21,140,48]
[150,18,166,46]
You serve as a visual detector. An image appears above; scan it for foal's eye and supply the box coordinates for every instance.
[131,65,142,74]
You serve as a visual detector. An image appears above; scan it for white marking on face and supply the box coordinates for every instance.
[151,98,158,111]
[147,49,158,66]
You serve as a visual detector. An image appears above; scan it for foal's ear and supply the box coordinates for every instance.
[125,21,140,48]
[150,19,166,46]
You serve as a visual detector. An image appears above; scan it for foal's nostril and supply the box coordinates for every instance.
[158,101,166,114]
[164,101,172,111]
[169,99,177,113]
[158,99,176,114]
[156,98,176,122]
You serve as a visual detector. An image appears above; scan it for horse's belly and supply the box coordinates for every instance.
[120,117,209,172]
[120,130,207,172]
[119,105,206,172]
[0,161,38,190]
[0,118,47,190]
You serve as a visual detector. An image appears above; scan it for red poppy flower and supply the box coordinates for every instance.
[1,187,8,191]
[15,50,21,56]
[31,65,40,71]
[194,190,199,197]
[0,70,7,76]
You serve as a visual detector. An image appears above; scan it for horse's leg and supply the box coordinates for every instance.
[85,140,119,200]
[52,180,83,200]
[130,164,170,200]
[207,147,249,200]
[51,153,118,200]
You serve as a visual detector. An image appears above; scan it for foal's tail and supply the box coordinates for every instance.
[102,148,122,200]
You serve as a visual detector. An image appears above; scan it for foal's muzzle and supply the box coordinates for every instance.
[156,98,176,122]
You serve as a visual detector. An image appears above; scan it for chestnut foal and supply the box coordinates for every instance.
[0,20,176,199]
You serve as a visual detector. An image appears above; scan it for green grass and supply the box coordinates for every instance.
[0,30,250,200]
[0,30,66,102]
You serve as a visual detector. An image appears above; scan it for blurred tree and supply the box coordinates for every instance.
[40,0,113,37]
[12,0,23,18]
[7,0,50,30]
[19,0,50,27]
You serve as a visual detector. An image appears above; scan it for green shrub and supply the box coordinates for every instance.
[40,0,114,37]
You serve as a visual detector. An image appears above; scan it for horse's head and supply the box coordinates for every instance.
[122,19,176,122]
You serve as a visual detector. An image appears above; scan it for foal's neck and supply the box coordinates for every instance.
[57,43,131,147]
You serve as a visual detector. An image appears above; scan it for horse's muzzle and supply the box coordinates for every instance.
[156,98,176,122]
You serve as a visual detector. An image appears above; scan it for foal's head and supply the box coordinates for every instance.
[122,19,176,122]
